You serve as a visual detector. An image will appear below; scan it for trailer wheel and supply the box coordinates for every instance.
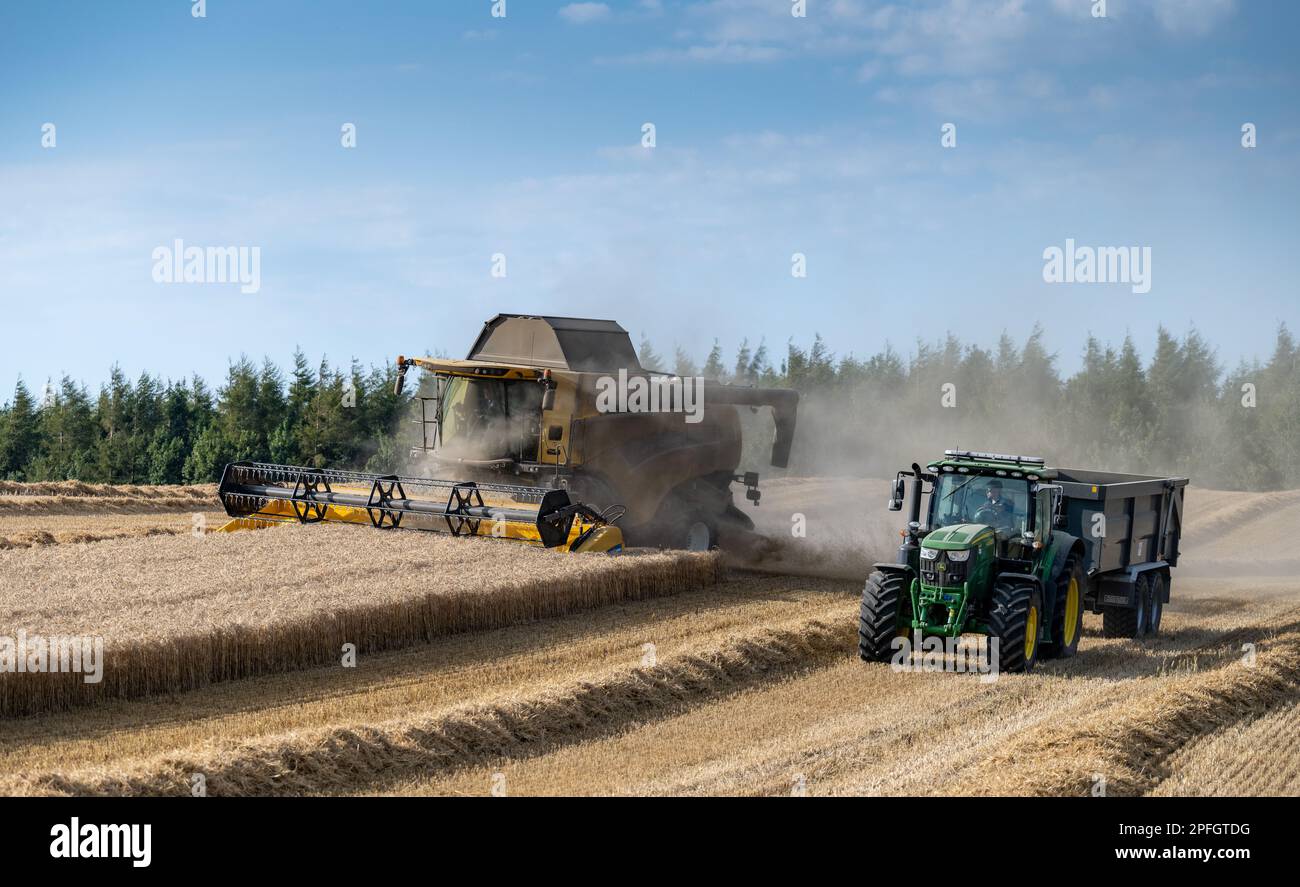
[1045,557,1085,659]
[858,571,909,663]
[987,578,1041,674]
[1102,574,1149,639]
[1145,573,1164,636]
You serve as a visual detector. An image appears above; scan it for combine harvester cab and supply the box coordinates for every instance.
[216,462,624,553]
[860,450,1188,674]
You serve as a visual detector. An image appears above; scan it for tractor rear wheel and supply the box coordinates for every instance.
[1102,573,1149,639]
[858,570,909,662]
[987,578,1042,673]
[1045,557,1085,659]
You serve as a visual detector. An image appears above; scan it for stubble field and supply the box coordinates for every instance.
[0,479,1296,796]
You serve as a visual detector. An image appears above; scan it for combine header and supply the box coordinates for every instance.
[216,462,625,553]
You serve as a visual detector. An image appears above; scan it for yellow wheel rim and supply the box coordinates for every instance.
[1025,605,1038,661]
[1064,577,1080,647]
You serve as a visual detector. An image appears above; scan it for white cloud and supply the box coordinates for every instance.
[875,0,1032,77]
[604,0,1236,76]
[600,43,787,64]
[559,3,612,24]
[1150,0,1236,36]
[857,59,883,81]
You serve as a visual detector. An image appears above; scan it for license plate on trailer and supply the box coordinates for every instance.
[1102,594,1130,605]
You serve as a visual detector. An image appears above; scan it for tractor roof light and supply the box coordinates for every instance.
[944,449,1045,466]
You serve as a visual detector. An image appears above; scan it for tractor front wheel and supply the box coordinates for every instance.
[987,578,1042,673]
[858,571,909,662]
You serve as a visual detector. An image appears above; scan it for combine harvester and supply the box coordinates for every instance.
[861,450,1189,672]
[215,314,799,553]
[216,462,626,553]
[392,314,798,549]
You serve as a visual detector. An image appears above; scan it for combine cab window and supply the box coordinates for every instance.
[437,377,542,462]
[930,474,1030,536]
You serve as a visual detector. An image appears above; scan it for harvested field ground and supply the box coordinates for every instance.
[0,479,1296,796]
[0,481,217,517]
[0,511,228,550]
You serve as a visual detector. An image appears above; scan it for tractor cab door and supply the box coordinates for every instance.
[1024,484,1062,567]
[1036,483,1064,560]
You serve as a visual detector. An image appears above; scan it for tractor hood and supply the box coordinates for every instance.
[923,524,995,550]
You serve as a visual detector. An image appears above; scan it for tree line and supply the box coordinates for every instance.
[0,325,1296,490]
[0,352,407,486]
[645,324,1299,491]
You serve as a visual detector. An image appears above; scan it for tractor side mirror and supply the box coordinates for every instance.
[541,385,556,412]
[888,478,905,511]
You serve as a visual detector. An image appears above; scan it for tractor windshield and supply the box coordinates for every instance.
[930,473,1030,535]
[437,376,542,462]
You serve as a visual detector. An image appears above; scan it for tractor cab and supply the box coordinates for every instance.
[889,451,1060,557]
[928,471,1030,539]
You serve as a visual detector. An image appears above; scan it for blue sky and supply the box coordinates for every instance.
[1,0,1297,395]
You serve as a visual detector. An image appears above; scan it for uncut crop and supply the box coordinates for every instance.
[0,525,720,717]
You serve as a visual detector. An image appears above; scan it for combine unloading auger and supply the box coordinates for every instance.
[216,462,625,553]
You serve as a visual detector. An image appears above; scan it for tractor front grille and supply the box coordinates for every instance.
[921,553,967,588]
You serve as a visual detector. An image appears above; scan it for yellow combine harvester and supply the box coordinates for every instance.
[216,462,625,553]
[217,314,797,553]
[392,314,799,549]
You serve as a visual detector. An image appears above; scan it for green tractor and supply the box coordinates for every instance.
[860,450,1187,673]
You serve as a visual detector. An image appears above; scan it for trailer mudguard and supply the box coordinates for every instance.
[1126,561,1171,603]
[1092,561,1169,609]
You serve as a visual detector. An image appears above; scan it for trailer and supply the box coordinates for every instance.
[1053,467,1188,637]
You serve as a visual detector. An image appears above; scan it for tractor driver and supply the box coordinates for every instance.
[974,479,1015,530]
